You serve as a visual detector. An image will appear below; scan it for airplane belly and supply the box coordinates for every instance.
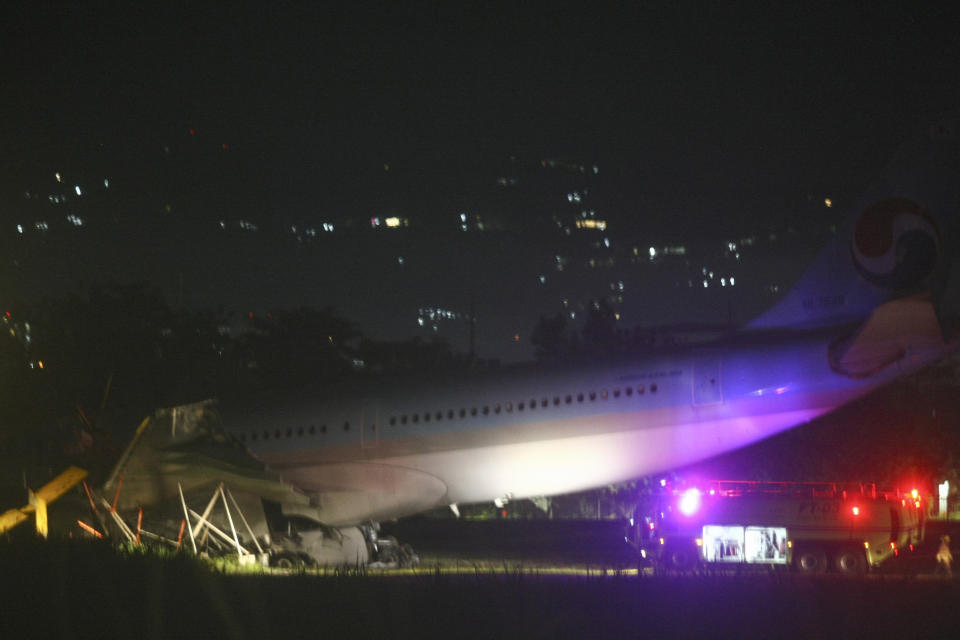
[379,404,835,507]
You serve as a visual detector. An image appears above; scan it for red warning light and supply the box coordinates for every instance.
[851,506,860,516]
[648,522,655,530]
[4,311,10,317]
[189,128,195,136]
[221,143,229,150]
[248,311,254,319]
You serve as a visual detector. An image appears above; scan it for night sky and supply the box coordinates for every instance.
[3,3,959,357]
[6,4,959,208]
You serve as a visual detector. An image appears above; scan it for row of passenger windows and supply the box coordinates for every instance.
[236,382,660,444]
[387,382,658,427]
[238,421,360,443]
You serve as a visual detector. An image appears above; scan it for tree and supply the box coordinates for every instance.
[531,312,573,361]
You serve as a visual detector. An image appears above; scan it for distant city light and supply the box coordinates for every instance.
[16,225,23,234]
[74,185,82,196]
[538,275,546,284]
[575,219,606,230]
[649,246,656,258]
[397,256,404,265]
[603,237,610,248]
[460,212,467,222]
[103,178,110,188]
[55,172,61,183]
[824,198,833,208]
[385,217,401,228]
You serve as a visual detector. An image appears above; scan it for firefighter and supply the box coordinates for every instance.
[936,534,952,578]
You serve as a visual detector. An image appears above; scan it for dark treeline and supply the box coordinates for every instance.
[0,282,469,479]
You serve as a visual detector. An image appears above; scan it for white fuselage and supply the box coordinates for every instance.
[222,329,943,525]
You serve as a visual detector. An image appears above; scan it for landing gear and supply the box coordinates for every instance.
[361,523,420,568]
[272,553,307,569]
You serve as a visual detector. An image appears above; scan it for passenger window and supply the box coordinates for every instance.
[286,428,293,438]
[412,414,419,423]
[553,397,560,406]
[321,424,327,433]
[482,406,490,415]
[565,395,572,404]
[389,417,396,426]
[471,407,478,416]
[436,411,443,421]
[638,385,645,394]
[297,427,304,437]
[424,412,431,422]
[250,433,257,442]
[518,402,525,411]
[613,388,621,398]
[494,404,501,414]
[343,421,350,431]
[401,415,408,425]
[650,383,658,393]
[601,389,608,399]
[274,429,281,439]
[263,431,270,440]
[308,425,316,435]
[589,391,596,401]
[506,402,513,412]
[448,410,455,419]
[542,398,548,408]
[577,393,584,402]
[460,408,467,418]
[625,387,633,397]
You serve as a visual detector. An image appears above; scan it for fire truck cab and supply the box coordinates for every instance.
[630,481,924,574]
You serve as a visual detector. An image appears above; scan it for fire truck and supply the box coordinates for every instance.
[629,481,924,574]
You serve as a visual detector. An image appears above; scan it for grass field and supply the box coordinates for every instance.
[2,538,958,639]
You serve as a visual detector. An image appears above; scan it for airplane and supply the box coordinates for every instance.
[104,114,959,562]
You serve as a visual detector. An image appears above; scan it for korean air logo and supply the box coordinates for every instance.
[851,198,940,290]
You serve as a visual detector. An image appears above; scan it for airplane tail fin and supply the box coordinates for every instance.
[749,113,959,331]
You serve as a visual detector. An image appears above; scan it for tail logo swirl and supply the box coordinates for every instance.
[851,197,940,290]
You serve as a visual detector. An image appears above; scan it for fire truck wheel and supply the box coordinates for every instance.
[834,548,867,575]
[667,547,695,571]
[795,547,828,573]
